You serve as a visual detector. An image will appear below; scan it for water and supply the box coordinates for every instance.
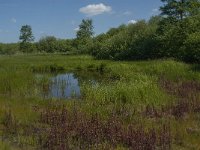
[50,73,81,99]
[40,73,81,99]
[38,71,102,99]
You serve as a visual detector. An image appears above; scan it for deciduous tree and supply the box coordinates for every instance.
[19,25,35,53]
[160,0,200,20]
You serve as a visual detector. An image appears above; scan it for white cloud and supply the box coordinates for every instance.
[128,20,137,24]
[79,3,112,16]
[10,18,17,23]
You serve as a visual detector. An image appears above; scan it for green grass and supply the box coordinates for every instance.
[0,141,13,150]
[0,54,200,149]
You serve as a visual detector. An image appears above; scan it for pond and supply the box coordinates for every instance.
[37,72,100,99]
[49,73,81,99]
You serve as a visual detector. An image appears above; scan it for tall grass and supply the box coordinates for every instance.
[0,54,200,149]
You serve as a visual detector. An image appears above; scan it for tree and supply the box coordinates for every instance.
[0,44,2,54]
[76,19,94,53]
[19,25,35,53]
[76,19,94,39]
[37,36,57,53]
[19,25,34,43]
[160,0,200,20]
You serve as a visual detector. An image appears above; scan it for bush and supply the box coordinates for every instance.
[36,36,57,53]
[183,32,200,63]
[92,20,158,60]
[20,42,36,53]
[36,36,77,53]
[0,43,19,55]
[155,14,200,63]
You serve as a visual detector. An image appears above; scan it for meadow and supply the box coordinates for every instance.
[0,54,200,150]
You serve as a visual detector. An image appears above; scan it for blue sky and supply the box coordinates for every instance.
[0,0,162,43]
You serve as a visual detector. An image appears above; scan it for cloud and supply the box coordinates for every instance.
[10,18,17,23]
[79,3,112,16]
[128,20,137,24]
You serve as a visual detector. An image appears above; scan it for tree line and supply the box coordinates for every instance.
[0,0,200,63]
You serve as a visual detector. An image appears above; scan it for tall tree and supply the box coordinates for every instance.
[19,25,34,43]
[76,19,94,39]
[19,25,35,53]
[75,19,94,53]
[160,0,200,20]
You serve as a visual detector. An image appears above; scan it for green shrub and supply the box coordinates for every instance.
[183,32,200,63]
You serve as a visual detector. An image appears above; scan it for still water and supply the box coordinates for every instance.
[38,72,99,99]
[38,73,82,99]
[49,73,81,99]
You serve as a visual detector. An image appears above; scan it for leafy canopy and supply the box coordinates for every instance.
[76,19,94,39]
[160,0,200,20]
[19,25,34,43]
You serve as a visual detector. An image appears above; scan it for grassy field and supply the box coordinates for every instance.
[0,54,200,150]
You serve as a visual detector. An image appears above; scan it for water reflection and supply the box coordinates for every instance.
[50,73,81,99]
[39,73,81,99]
[38,71,107,99]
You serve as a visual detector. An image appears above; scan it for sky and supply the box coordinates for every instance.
[0,0,162,43]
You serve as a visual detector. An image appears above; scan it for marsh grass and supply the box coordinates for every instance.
[0,55,200,149]
[0,141,14,150]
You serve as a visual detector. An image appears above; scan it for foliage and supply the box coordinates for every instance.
[76,19,94,53]
[0,55,200,149]
[37,36,57,53]
[20,42,36,53]
[160,0,200,20]
[0,0,200,63]
[36,36,77,53]
[19,25,34,43]
[155,13,200,63]
[0,43,19,55]
[19,25,35,53]
[90,0,200,63]
[74,38,94,54]
[182,14,200,63]
[184,32,200,63]
[92,19,159,60]
[76,19,94,39]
